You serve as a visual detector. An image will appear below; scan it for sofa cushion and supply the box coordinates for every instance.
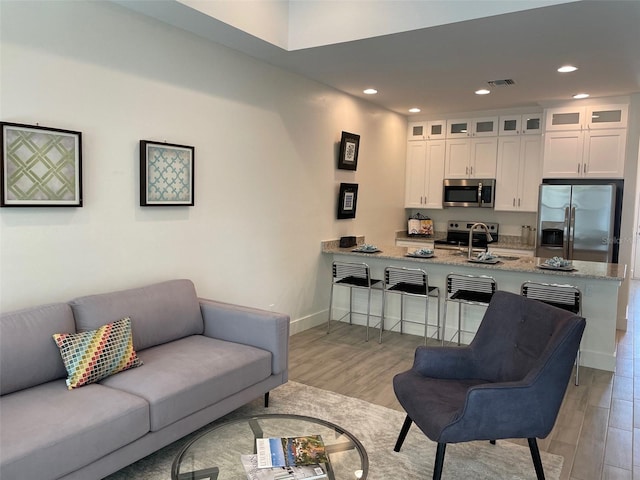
[70,279,204,350]
[0,381,150,480]
[0,303,74,395]
[100,335,272,431]
[53,317,143,389]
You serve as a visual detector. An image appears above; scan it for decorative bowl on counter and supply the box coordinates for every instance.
[352,244,381,253]
[468,251,500,264]
[406,248,434,258]
[538,256,575,271]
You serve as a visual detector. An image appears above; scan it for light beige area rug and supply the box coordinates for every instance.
[106,381,563,479]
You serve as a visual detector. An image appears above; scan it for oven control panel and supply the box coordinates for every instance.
[447,221,499,234]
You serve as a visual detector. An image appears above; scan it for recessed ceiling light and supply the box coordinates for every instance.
[408,107,421,113]
[475,89,491,95]
[573,93,589,99]
[558,65,578,73]
[363,88,377,95]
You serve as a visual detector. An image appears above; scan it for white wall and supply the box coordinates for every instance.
[0,1,407,329]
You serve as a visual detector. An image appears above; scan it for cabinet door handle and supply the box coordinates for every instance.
[577,163,581,174]
[513,198,516,207]
[518,198,521,207]
[584,163,587,174]
[466,166,469,175]
[470,166,473,175]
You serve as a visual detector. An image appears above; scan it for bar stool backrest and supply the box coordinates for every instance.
[384,266,428,296]
[521,281,581,315]
[332,261,373,288]
[446,273,497,305]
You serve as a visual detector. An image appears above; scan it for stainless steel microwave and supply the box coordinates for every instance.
[443,178,495,208]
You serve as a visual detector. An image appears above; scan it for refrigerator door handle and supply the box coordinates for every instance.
[563,206,571,259]
[568,206,576,259]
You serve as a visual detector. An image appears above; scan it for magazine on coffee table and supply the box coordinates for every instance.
[241,454,327,480]
[256,435,328,468]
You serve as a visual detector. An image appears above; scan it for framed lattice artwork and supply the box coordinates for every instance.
[140,140,194,206]
[337,131,360,171]
[1,122,83,207]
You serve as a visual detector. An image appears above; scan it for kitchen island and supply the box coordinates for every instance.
[322,240,626,372]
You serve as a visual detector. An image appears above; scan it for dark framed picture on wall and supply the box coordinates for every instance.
[337,182,358,219]
[1,122,83,207]
[140,140,195,206]
[337,131,360,170]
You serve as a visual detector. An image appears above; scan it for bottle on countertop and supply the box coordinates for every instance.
[521,226,530,245]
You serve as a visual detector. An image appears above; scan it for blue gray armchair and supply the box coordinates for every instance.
[393,290,585,480]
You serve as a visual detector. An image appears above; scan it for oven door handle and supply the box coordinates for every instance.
[477,182,483,206]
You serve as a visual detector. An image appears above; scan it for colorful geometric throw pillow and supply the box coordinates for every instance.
[53,317,143,390]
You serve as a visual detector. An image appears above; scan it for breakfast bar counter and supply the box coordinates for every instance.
[322,240,626,372]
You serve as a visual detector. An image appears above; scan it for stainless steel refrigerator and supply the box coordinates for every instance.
[536,183,618,263]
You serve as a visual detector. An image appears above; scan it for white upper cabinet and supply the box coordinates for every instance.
[494,135,542,212]
[471,117,499,137]
[542,103,628,178]
[544,104,628,131]
[426,120,446,139]
[544,107,584,131]
[408,121,427,141]
[446,116,498,138]
[444,137,497,178]
[404,140,445,208]
[408,120,446,141]
[586,105,628,129]
[498,113,542,136]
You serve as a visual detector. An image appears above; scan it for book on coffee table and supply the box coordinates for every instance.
[256,435,328,468]
[241,454,327,480]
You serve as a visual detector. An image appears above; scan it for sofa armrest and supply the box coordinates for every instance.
[199,299,290,376]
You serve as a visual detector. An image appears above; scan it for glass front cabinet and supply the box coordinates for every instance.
[498,113,542,135]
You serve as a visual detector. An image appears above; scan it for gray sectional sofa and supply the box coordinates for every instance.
[0,279,290,480]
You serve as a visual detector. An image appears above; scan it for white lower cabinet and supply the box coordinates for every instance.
[396,240,435,249]
[490,247,534,257]
[405,140,445,208]
[494,135,541,212]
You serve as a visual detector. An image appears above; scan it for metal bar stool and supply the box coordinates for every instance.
[443,273,497,345]
[327,261,383,341]
[379,266,440,344]
[521,281,583,385]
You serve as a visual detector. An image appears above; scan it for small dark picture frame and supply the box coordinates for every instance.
[337,183,358,219]
[338,131,360,170]
[140,140,194,206]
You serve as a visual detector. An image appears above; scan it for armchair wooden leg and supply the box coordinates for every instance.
[433,442,446,480]
[394,415,413,452]
[527,438,545,480]
[264,392,269,407]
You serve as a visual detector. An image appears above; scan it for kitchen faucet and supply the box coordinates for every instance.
[468,223,494,259]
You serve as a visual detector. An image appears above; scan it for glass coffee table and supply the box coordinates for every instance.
[172,414,368,480]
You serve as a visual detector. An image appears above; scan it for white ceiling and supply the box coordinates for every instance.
[115,0,640,117]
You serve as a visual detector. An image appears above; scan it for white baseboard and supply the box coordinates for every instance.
[289,309,328,335]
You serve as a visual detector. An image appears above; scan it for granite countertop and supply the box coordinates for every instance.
[321,241,626,282]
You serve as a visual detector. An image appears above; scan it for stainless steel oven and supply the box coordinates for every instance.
[443,179,495,208]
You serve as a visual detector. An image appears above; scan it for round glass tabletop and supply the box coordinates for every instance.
[172,413,368,480]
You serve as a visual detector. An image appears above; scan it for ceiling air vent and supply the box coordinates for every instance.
[487,79,517,87]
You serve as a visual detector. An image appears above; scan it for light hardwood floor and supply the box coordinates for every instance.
[288,280,640,480]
